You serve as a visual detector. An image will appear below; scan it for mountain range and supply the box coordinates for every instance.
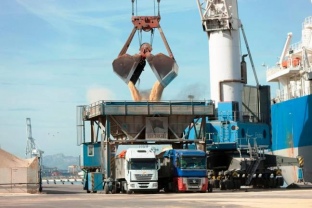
[42,153,79,170]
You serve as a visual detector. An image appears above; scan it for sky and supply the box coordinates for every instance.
[0,0,311,158]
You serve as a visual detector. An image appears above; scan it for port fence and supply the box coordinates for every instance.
[42,177,83,185]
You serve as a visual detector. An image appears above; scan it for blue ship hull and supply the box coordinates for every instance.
[271,94,312,185]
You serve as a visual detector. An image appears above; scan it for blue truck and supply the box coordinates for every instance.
[157,149,210,192]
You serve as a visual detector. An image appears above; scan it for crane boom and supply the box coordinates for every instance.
[26,118,36,158]
[26,118,44,158]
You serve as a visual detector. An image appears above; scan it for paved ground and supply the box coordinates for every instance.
[0,185,312,208]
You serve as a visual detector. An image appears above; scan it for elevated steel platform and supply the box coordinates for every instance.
[77,100,215,178]
[81,100,215,119]
[77,100,215,144]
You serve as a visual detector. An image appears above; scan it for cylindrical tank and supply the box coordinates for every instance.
[208,0,243,111]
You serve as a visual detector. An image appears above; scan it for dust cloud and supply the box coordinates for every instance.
[87,86,115,103]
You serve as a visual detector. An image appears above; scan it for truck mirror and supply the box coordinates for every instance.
[157,159,161,170]
[175,158,180,167]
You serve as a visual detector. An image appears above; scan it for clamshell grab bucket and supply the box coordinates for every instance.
[112,54,146,85]
[147,53,178,88]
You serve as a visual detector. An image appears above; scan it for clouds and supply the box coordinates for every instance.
[15,0,121,34]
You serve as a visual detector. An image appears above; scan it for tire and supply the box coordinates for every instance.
[122,182,127,193]
[276,177,284,187]
[174,185,179,193]
[125,183,132,194]
[220,181,226,190]
[234,180,241,189]
[214,180,220,189]
[103,184,109,194]
[163,184,169,193]
[225,180,234,190]
[208,183,213,193]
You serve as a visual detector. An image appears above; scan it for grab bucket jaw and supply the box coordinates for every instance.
[112,54,145,85]
[147,53,178,88]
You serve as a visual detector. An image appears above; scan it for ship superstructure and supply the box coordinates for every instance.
[267,17,312,102]
[267,16,312,185]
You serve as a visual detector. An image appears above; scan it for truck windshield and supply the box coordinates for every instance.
[129,159,156,170]
[180,156,206,169]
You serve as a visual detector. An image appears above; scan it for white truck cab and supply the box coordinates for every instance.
[115,147,159,193]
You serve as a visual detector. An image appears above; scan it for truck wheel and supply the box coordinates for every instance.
[103,184,109,194]
[208,184,213,193]
[174,185,179,193]
[234,180,241,189]
[224,180,233,190]
[164,185,169,193]
[220,181,226,190]
[110,183,117,194]
[214,180,220,189]
[125,183,132,194]
[122,182,127,193]
[208,187,213,192]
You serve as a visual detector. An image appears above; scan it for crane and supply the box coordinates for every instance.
[26,118,44,159]
[26,117,44,192]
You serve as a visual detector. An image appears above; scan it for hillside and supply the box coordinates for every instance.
[42,153,79,170]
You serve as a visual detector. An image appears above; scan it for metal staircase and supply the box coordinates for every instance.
[245,158,261,186]
[245,139,263,186]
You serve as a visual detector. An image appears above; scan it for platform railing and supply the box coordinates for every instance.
[82,100,215,119]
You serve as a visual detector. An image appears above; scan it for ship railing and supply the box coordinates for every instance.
[275,89,292,102]
[266,60,302,79]
[266,54,302,73]
[289,41,302,53]
[266,66,282,77]
[303,16,312,28]
[273,85,312,103]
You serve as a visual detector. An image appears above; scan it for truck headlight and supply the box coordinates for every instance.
[152,183,158,188]
[129,183,135,188]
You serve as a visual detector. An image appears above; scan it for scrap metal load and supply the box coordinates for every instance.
[112,0,178,101]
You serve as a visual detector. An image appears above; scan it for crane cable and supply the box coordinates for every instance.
[151,0,160,47]
[134,0,160,49]
[138,29,142,46]
[131,0,134,16]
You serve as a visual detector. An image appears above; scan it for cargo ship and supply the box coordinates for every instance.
[267,16,312,186]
